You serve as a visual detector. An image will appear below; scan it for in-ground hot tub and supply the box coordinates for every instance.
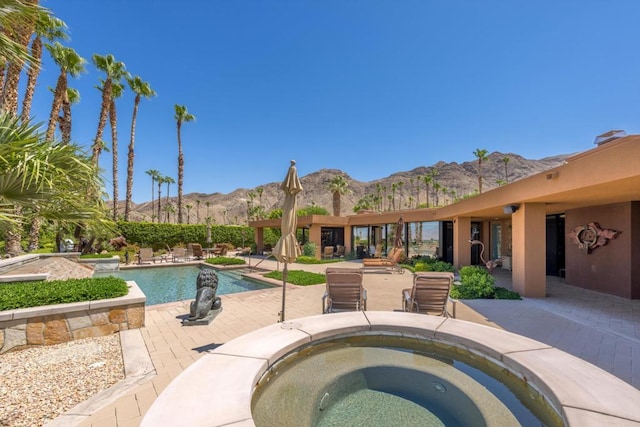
[142,312,640,426]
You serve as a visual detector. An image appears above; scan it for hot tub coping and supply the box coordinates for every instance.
[141,311,640,427]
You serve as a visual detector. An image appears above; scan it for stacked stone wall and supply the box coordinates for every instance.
[0,303,144,353]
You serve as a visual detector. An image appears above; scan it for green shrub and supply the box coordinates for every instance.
[408,259,454,273]
[205,257,246,266]
[79,253,115,259]
[302,242,317,257]
[414,262,427,272]
[0,277,129,310]
[450,266,521,300]
[295,256,341,264]
[451,266,495,299]
[494,287,522,300]
[263,270,326,286]
[295,255,322,264]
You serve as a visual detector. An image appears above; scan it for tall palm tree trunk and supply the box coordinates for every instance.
[59,92,72,142]
[177,124,184,224]
[125,95,140,221]
[92,79,112,165]
[4,206,24,257]
[46,73,66,141]
[157,181,162,221]
[110,99,119,220]
[27,211,42,251]
[0,4,35,116]
[20,34,41,121]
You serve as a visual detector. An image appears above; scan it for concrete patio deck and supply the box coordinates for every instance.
[46,257,640,426]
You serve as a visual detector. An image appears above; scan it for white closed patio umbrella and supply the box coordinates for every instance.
[273,160,303,322]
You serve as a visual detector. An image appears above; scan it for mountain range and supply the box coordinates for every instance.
[123,152,569,224]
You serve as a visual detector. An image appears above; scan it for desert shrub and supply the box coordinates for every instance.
[263,270,325,286]
[302,241,317,257]
[0,277,129,310]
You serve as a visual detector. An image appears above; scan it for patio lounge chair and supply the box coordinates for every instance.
[322,246,334,260]
[171,247,187,263]
[402,272,454,317]
[137,247,158,264]
[191,243,204,260]
[362,247,404,273]
[322,267,366,313]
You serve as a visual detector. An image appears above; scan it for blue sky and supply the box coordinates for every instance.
[32,1,640,203]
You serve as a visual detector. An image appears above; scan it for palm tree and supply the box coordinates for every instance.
[0,1,38,116]
[256,186,264,211]
[145,169,159,222]
[44,42,85,141]
[247,190,255,220]
[0,113,109,255]
[185,203,193,224]
[174,104,195,223]
[375,183,383,212]
[164,176,175,204]
[423,174,432,208]
[156,174,165,219]
[163,203,175,223]
[502,156,511,184]
[328,175,349,216]
[0,1,40,69]
[195,199,201,223]
[91,54,127,166]
[205,201,210,219]
[21,11,67,121]
[391,182,398,210]
[124,75,156,221]
[433,182,441,206]
[57,87,79,143]
[108,80,125,221]
[473,148,489,194]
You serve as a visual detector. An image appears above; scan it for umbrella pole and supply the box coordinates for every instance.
[280,262,288,322]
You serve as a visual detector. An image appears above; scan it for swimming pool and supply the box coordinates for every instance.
[94,265,274,306]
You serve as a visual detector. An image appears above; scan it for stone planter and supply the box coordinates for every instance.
[0,280,145,354]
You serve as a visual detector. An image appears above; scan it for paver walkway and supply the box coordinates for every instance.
[42,258,640,426]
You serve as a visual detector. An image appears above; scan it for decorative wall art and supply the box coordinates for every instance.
[568,222,619,254]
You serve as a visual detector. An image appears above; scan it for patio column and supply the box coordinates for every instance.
[453,216,471,269]
[255,227,264,254]
[511,203,546,297]
[309,224,322,259]
[344,225,353,255]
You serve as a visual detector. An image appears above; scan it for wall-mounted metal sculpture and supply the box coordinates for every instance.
[568,222,619,254]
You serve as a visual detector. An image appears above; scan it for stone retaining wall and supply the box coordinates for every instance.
[0,281,145,354]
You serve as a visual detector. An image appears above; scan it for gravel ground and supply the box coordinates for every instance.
[0,334,124,427]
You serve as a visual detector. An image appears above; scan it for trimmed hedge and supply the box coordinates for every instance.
[295,256,341,265]
[0,277,129,310]
[116,221,256,251]
[205,257,246,266]
[263,270,326,286]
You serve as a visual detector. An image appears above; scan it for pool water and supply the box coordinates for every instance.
[94,266,273,306]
